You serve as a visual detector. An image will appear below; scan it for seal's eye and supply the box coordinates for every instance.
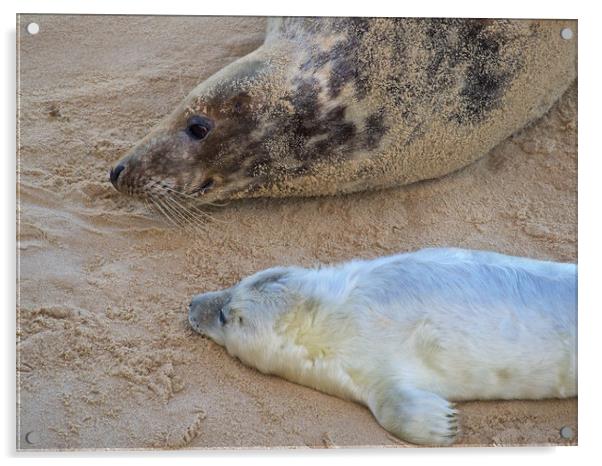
[219,309,227,326]
[187,116,213,140]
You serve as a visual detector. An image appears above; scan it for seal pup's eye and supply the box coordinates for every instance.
[186,115,213,140]
[219,309,227,326]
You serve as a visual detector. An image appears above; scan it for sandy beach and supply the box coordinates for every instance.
[17,15,577,449]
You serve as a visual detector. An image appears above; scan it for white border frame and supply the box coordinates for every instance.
[4,1,600,464]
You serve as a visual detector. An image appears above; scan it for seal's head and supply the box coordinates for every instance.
[109,51,292,204]
[109,30,377,206]
[189,267,295,347]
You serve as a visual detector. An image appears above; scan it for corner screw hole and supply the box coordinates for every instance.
[561,28,573,40]
[560,426,574,439]
[26,22,40,35]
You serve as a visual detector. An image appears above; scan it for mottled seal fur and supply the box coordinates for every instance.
[188,248,577,445]
[110,18,576,204]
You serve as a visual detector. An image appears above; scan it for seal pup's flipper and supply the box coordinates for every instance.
[368,384,458,446]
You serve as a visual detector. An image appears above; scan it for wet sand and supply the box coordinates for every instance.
[16,15,577,449]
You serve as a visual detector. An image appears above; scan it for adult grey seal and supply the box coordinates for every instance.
[188,248,577,445]
[109,18,576,204]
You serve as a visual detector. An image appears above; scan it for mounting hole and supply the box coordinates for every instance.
[24,431,39,445]
[560,27,573,40]
[26,22,40,35]
[560,426,574,439]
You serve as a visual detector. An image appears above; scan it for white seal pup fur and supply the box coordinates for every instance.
[188,248,577,445]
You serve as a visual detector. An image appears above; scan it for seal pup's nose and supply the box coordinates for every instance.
[188,296,203,331]
[109,164,125,186]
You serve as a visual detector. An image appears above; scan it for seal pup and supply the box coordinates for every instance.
[110,18,576,206]
[188,248,577,445]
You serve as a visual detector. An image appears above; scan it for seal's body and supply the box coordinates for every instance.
[110,18,576,204]
[189,248,577,445]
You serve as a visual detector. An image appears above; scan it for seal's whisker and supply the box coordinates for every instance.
[161,196,192,229]
[159,197,195,230]
[165,195,214,228]
[161,195,219,236]
[142,199,156,218]
[156,185,230,226]
[148,196,177,227]
[150,196,184,228]
[162,196,206,232]
[175,198,229,226]
[174,202,223,236]
[159,185,231,210]
[144,197,165,221]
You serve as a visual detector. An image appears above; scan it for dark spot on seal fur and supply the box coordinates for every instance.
[300,50,333,72]
[295,18,371,100]
[364,110,388,150]
[316,107,356,149]
[328,50,356,98]
[232,92,252,114]
[291,76,322,129]
[245,154,272,178]
[382,19,523,128]
[458,67,509,122]
[274,79,357,163]
[313,121,356,154]
[325,20,371,99]
[451,20,519,123]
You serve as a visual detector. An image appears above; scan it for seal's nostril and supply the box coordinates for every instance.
[109,164,126,186]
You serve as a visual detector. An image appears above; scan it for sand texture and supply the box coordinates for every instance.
[17,15,577,450]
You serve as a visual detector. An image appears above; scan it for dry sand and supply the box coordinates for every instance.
[16,15,577,450]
